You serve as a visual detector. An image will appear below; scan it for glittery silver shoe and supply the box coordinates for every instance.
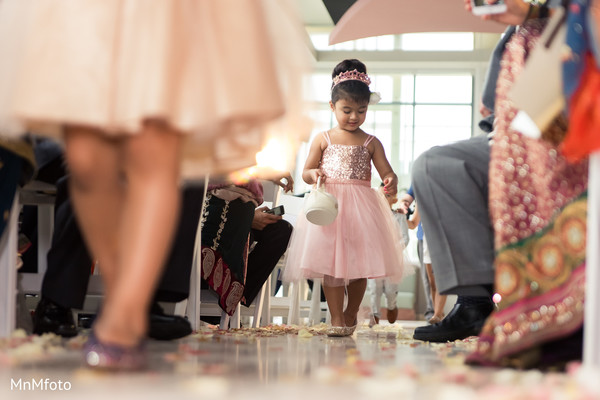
[83,330,146,371]
[324,326,347,337]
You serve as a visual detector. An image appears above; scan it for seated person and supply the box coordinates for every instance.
[199,172,294,316]
[33,177,201,340]
[34,172,293,336]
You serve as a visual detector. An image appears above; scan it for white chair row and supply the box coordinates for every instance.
[1,180,60,337]
[178,178,283,330]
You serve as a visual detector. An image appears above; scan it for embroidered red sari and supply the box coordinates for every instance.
[468,20,589,368]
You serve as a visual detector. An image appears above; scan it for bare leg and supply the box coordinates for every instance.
[98,120,182,346]
[66,121,182,347]
[433,292,447,320]
[426,263,446,323]
[344,278,366,327]
[425,263,437,305]
[322,283,346,327]
[64,127,123,301]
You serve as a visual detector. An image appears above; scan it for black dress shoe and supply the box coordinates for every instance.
[32,297,78,337]
[148,303,192,341]
[413,301,494,342]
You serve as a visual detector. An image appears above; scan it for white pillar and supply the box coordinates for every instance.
[0,192,19,337]
[584,152,600,367]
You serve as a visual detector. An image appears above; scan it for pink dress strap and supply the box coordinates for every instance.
[363,134,375,147]
[322,131,332,145]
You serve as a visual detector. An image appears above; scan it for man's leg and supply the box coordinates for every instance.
[411,135,495,342]
[34,177,90,337]
[150,184,206,340]
[242,219,293,306]
[36,181,203,340]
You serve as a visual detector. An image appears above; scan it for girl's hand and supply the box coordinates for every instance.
[382,175,398,196]
[308,169,325,186]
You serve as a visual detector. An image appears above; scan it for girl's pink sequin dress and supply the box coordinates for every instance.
[282,131,406,286]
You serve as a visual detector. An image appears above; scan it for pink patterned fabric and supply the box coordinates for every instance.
[469,21,588,367]
[489,22,588,250]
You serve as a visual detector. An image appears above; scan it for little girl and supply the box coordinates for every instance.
[283,59,406,336]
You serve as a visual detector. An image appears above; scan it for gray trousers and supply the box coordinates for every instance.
[412,135,494,296]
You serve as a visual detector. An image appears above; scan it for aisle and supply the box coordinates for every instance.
[1,322,598,399]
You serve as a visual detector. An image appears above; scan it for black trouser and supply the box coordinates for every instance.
[243,219,293,305]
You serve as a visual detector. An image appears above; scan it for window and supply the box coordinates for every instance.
[401,33,474,51]
[309,32,474,52]
[295,72,473,193]
[310,33,395,51]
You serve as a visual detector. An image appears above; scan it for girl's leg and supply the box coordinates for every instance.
[370,279,382,325]
[433,292,447,320]
[425,263,437,305]
[384,281,399,324]
[64,127,123,301]
[425,263,446,322]
[322,281,346,327]
[95,120,182,346]
[344,278,367,327]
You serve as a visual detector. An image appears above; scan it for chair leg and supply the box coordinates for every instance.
[185,177,209,331]
[252,282,266,328]
[287,282,300,325]
[263,278,271,326]
[219,312,230,330]
[36,204,54,278]
[220,304,241,330]
[231,303,241,329]
[309,279,322,326]
[0,192,19,337]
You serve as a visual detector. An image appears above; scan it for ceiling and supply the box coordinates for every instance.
[291,0,502,64]
[294,0,335,27]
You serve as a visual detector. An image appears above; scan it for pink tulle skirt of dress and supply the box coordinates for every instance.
[0,0,309,177]
[282,179,406,286]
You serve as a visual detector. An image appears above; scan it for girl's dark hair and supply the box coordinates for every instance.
[331,59,371,105]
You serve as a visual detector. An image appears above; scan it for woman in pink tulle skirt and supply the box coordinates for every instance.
[282,59,406,336]
[0,0,307,369]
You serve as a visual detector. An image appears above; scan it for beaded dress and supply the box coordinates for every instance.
[282,131,406,286]
[467,20,588,368]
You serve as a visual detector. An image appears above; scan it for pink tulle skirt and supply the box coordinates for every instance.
[282,179,406,286]
[0,0,309,177]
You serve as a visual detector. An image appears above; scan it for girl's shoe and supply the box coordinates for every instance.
[344,314,358,336]
[343,325,357,336]
[325,326,347,337]
[83,331,146,371]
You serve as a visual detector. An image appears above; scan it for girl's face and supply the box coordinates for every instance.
[330,98,368,132]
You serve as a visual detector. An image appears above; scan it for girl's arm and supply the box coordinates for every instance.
[301,135,326,185]
[370,137,398,195]
[407,204,421,230]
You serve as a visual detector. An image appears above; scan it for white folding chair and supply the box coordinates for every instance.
[0,192,19,337]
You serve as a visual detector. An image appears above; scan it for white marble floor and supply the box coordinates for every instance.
[1,322,599,400]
